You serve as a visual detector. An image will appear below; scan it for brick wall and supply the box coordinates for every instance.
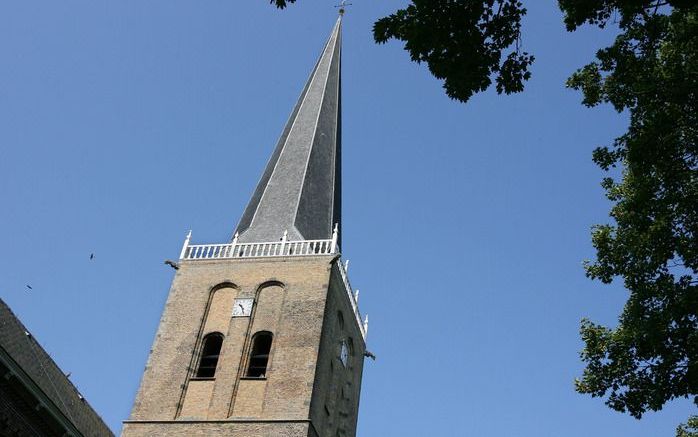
[123,255,364,437]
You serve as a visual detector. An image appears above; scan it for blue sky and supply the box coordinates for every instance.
[0,1,694,435]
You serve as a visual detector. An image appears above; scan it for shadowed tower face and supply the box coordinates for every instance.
[122,16,367,437]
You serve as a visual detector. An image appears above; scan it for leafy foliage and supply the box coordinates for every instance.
[269,0,533,103]
[558,0,697,30]
[678,416,698,437]
[561,0,698,420]
[372,0,533,102]
[269,0,294,9]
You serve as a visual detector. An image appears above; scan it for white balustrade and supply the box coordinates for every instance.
[181,238,337,260]
[337,258,367,340]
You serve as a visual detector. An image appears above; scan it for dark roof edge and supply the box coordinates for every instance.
[0,345,84,436]
[0,298,115,436]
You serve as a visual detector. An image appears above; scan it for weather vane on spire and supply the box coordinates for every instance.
[335,0,352,15]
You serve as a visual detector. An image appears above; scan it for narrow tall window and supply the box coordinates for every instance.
[196,333,223,378]
[247,332,273,378]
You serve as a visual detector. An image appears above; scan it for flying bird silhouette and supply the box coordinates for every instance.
[25,285,32,291]
[90,253,94,260]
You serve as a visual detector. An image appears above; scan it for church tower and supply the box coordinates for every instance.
[122,15,368,437]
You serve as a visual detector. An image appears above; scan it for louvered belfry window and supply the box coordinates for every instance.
[196,333,223,378]
[247,332,273,378]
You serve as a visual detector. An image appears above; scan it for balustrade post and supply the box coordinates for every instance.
[230,232,239,258]
[354,289,359,305]
[280,230,288,255]
[179,230,192,259]
[330,223,339,253]
[363,315,369,337]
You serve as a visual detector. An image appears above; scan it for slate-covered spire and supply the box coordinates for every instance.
[234,17,342,244]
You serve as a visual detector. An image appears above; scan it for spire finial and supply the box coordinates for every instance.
[335,0,352,15]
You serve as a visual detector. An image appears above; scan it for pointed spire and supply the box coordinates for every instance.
[234,18,343,244]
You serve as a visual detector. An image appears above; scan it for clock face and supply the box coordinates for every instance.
[340,340,349,367]
[232,298,254,317]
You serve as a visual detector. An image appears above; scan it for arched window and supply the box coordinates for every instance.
[339,337,354,368]
[196,333,223,378]
[347,337,354,357]
[247,332,273,378]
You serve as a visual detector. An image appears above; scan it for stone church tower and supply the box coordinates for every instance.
[122,15,368,437]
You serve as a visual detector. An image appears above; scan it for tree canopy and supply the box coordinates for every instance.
[678,416,698,437]
[562,0,698,422]
[272,0,534,103]
[372,0,533,102]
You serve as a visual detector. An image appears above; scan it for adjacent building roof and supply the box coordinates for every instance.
[234,17,343,245]
[0,298,114,437]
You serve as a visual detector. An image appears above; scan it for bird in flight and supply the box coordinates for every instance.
[90,253,95,260]
[25,285,32,290]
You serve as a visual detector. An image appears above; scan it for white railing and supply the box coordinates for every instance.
[338,258,368,340]
[182,239,336,260]
[179,226,338,261]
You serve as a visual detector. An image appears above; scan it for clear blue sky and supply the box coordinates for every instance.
[0,1,694,435]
